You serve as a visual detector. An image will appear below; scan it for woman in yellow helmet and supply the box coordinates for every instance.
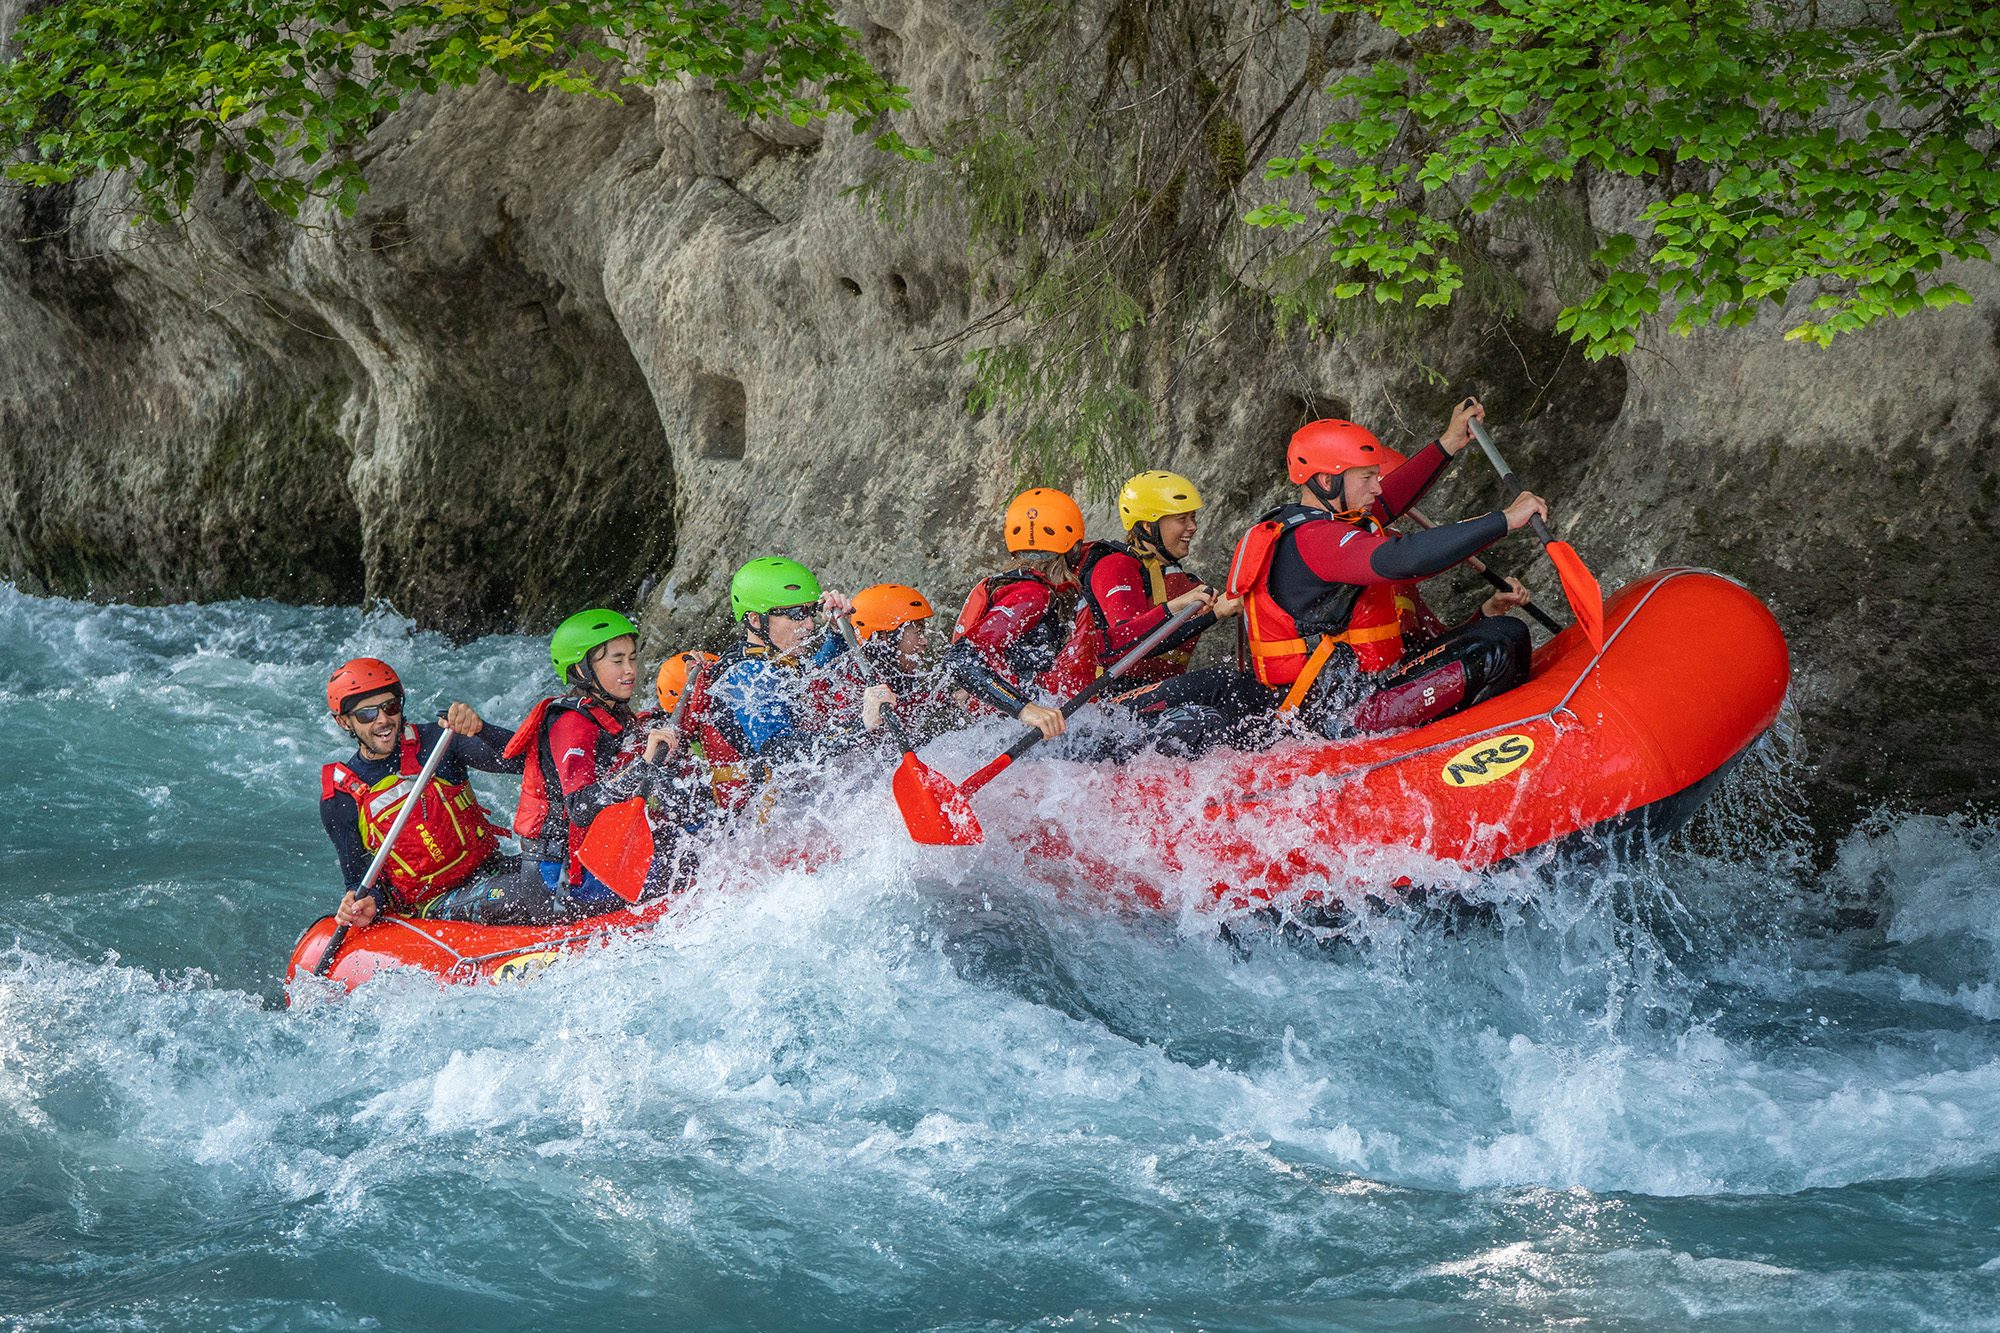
[1070,470,1269,752]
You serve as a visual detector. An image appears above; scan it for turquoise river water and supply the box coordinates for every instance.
[2,583,1998,1330]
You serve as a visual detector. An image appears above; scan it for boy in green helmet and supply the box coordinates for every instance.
[702,558,896,769]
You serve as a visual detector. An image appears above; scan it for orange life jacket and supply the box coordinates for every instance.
[321,725,499,910]
[1228,507,1411,709]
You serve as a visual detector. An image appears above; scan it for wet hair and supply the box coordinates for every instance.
[1016,548,1073,581]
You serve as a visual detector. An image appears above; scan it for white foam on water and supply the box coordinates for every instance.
[5,583,2000,1329]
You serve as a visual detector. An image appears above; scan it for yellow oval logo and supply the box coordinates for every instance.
[1440,734,1535,788]
[491,950,562,984]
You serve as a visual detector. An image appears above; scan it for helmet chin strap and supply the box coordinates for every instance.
[1309,472,1372,525]
[1130,521,1167,562]
[744,613,803,664]
[569,661,625,713]
[1306,473,1344,510]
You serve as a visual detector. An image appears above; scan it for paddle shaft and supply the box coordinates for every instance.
[832,616,920,752]
[314,724,457,976]
[959,598,1208,795]
[1467,419,1559,542]
[1467,416,1608,651]
[1404,505,1564,635]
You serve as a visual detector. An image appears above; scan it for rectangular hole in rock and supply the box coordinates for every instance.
[691,372,747,460]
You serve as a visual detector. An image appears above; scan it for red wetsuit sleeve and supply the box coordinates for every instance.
[1375,441,1453,522]
[545,709,604,798]
[1290,521,1400,587]
[1086,549,1172,661]
[1042,601,1099,697]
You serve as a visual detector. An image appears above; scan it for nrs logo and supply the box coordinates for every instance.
[1441,734,1535,788]
[492,950,561,984]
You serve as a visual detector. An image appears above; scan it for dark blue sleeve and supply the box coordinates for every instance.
[1368,512,1508,581]
[446,718,523,775]
[714,661,795,756]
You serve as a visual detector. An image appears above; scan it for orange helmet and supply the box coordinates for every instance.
[851,584,934,641]
[1287,419,1405,484]
[656,650,719,712]
[326,657,401,715]
[1004,487,1085,554]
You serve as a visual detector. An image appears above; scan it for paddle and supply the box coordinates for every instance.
[947,597,1209,815]
[832,614,982,847]
[1404,504,1565,636]
[579,798,654,904]
[578,663,703,904]
[1467,418,1606,651]
[313,725,457,976]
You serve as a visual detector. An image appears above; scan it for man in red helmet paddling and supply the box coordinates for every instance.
[1231,397,1546,736]
[320,658,555,931]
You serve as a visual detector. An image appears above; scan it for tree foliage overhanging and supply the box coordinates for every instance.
[0,0,914,223]
[4,0,1999,484]
[1253,0,2000,356]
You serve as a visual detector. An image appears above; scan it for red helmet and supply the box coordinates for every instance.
[326,657,401,715]
[1287,419,1405,484]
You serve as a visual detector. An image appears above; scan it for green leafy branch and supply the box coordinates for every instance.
[1250,0,2000,356]
[0,0,917,225]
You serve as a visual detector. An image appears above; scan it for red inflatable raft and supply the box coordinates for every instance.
[287,895,678,993]
[288,567,1787,991]
[997,567,1790,909]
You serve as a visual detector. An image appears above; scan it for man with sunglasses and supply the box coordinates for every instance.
[320,657,552,931]
[700,558,893,781]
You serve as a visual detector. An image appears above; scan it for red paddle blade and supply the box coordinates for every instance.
[1544,539,1606,651]
[578,797,654,903]
[893,752,983,846]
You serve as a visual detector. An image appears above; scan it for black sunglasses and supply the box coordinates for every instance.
[345,697,404,723]
[766,604,818,622]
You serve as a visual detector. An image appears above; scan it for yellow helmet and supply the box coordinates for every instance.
[1117,470,1203,531]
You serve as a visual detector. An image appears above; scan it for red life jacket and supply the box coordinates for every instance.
[320,725,499,910]
[683,655,754,811]
[503,694,628,884]
[1228,507,1411,708]
[951,569,1097,697]
[1076,539,1204,682]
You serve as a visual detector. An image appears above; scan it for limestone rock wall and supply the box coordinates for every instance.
[2,0,1995,822]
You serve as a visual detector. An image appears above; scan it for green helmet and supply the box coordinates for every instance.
[730,557,821,622]
[550,608,638,685]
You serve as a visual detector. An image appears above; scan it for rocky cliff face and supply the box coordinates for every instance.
[2,1,1995,825]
